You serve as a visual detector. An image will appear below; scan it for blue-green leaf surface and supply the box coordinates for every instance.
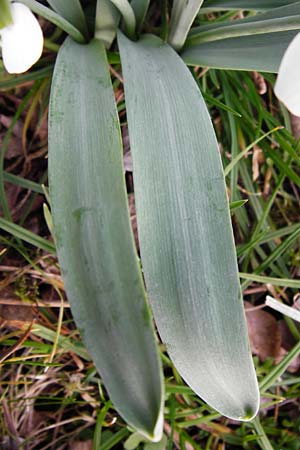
[48,37,163,441]
[183,1,300,71]
[47,0,88,37]
[130,0,150,31]
[181,31,298,72]
[118,32,259,421]
[95,0,120,48]
[187,2,300,44]
[200,0,298,12]
[168,0,204,50]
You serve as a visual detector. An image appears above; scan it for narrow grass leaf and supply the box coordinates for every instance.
[0,217,56,254]
[251,417,275,450]
[93,401,112,449]
[252,226,300,276]
[230,199,248,212]
[259,340,300,392]
[202,91,241,117]
[0,66,53,89]
[101,428,129,450]
[118,32,259,421]
[239,273,300,289]
[31,324,90,360]
[3,172,44,194]
[224,127,281,177]
[48,37,163,440]
[259,223,300,245]
[266,149,300,185]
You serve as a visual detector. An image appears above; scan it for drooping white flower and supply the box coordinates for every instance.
[274,32,300,117]
[0,2,43,74]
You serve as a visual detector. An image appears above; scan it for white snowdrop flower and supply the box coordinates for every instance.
[0,2,43,74]
[274,32,300,117]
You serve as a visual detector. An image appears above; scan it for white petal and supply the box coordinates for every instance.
[0,3,43,74]
[274,32,300,117]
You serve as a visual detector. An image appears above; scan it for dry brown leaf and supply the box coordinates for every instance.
[290,113,300,140]
[128,193,139,252]
[263,166,273,198]
[252,72,267,95]
[69,440,93,450]
[277,320,300,372]
[245,301,281,361]
[0,288,36,329]
[252,146,264,182]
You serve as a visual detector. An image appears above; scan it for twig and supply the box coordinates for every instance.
[0,298,70,308]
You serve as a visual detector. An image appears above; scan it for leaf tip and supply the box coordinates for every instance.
[138,408,164,443]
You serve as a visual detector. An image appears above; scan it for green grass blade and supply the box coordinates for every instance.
[101,428,129,450]
[0,66,53,89]
[239,273,300,289]
[4,172,44,194]
[31,324,91,360]
[0,217,56,254]
[168,0,204,50]
[259,340,300,392]
[253,226,300,275]
[258,223,300,245]
[251,417,275,450]
[202,91,241,117]
[230,199,248,211]
[47,0,89,39]
[224,127,281,177]
[0,82,41,221]
[118,32,259,421]
[93,401,112,449]
[48,37,163,441]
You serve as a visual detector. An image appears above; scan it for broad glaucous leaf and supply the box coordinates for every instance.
[183,1,300,71]
[168,0,204,50]
[118,32,260,421]
[200,0,298,12]
[48,37,164,441]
